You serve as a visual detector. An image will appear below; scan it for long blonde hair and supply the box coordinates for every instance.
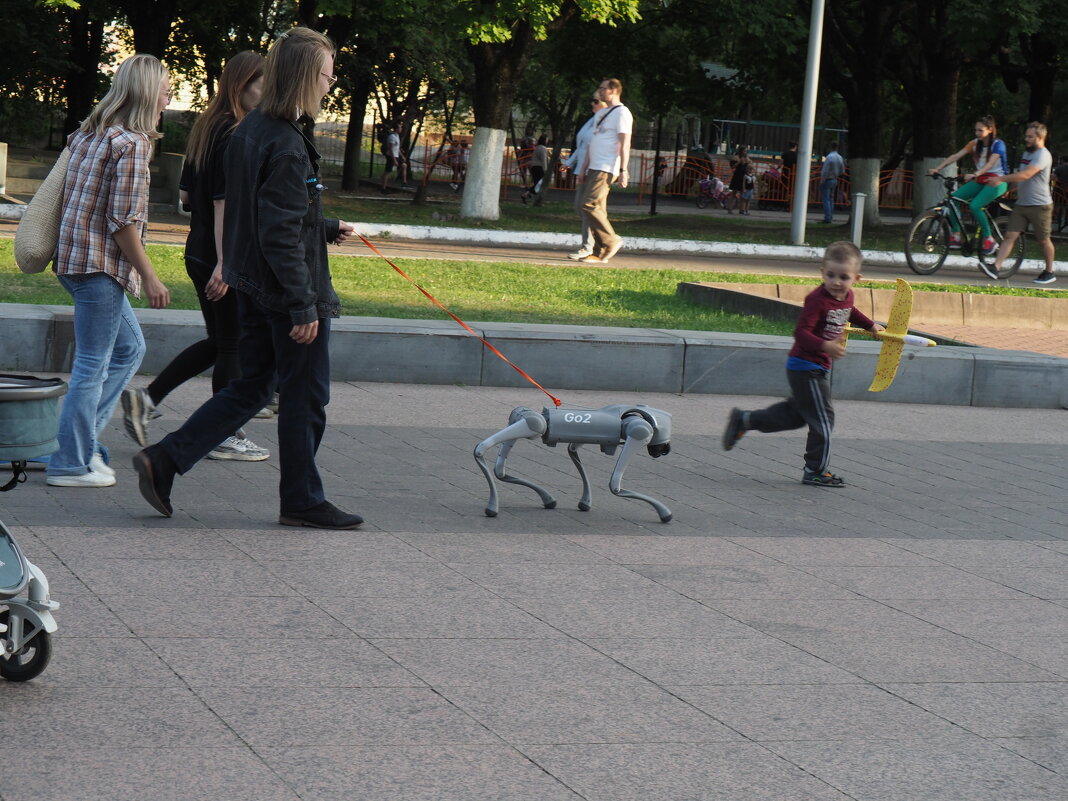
[259,27,334,121]
[185,51,265,171]
[80,53,167,139]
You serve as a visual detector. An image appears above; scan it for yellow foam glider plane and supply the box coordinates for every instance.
[845,278,937,392]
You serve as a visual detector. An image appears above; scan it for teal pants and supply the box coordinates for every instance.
[949,180,1008,239]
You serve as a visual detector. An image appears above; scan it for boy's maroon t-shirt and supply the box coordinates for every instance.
[788,285,875,369]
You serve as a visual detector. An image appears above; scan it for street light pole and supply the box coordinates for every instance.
[790,0,827,245]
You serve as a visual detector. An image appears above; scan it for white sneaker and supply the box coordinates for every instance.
[121,387,155,446]
[207,436,271,462]
[47,471,116,488]
[89,453,115,477]
[568,248,593,261]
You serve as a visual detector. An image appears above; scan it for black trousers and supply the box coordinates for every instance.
[748,368,835,474]
[148,257,241,403]
[160,292,331,513]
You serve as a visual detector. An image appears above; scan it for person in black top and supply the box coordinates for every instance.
[121,51,268,461]
[133,27,363,530]
[780,141,798,178]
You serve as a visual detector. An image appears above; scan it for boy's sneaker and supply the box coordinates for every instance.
[948,232,962,249]
[982,237,997,256]
[1032,271,1056,285]
[722,408,746,451]
[568,248,593,261]
[802,469,846,488]
[121,387,155,446]
[208,436,270,462]
[979,261,1000,280]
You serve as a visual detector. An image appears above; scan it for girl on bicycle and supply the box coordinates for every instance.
[927,116,1008,255]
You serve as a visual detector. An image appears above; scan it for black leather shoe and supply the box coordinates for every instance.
[279,500,363,530]
[133,445,176,517]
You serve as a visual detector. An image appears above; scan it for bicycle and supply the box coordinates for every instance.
[904,173,1024,277]
[695,176,738,212]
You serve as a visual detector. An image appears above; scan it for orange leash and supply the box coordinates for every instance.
[355,232,563,407]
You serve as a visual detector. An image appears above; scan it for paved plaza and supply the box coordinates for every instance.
[0,378,1066,800]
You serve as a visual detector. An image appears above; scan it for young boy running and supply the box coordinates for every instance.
[722,241,883,487]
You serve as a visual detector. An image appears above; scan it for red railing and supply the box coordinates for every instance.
[406,142,960,214]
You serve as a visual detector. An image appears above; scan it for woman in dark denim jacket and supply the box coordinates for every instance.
[133,27,364,530]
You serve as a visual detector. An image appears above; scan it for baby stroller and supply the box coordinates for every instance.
[757,168,789,210]
[1,375,64,681]
[696,175,737,211]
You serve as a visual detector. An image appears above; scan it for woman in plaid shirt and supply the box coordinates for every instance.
[45,54,172,488]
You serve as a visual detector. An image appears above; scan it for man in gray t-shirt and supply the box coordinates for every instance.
[985,122,1057,284]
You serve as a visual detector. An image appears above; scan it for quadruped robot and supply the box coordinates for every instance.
[474,403,673,522]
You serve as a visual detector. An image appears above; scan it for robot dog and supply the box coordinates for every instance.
[474,403,673,522]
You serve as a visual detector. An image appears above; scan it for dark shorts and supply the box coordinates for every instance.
[1007,203,1053,241]
[384,155,396,173]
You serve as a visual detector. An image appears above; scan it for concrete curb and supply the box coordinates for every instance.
[3,302,1064,409]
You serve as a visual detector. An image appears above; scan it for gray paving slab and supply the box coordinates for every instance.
[316,596,565,639]
[582,636,860,686]
[773,632,1064,683]
[0,687,238,748]
[765,736,1068,801]
[257,745,584,801]
[437,680,743,744]
[370,637,647,688]
[143,637,424,689]
[880,682,1068,738]
[522,742,854,801]
[0,747,301,801]
[199,686,501,747]
[509,596,758,639]
[3,379,1068,800]
[672,683,963,742]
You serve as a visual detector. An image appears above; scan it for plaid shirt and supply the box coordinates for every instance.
[54,127,151,297]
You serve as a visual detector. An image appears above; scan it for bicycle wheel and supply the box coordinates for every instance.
[905,211,950,275]
[979,233,1025,278]
[696,196,709,209]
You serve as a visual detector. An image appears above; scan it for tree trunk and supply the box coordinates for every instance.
[847,157,881,228]
[62,9,105,138]
[461,29,535,219]
[121,0,178,57]
[460,127,506,220]
[342,74,373,191]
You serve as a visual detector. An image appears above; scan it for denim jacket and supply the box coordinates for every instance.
[222,109,341,324]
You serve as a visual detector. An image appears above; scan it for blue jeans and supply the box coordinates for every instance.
[48,273,146,476]
[160,292,331,513]
[821,179,837,222]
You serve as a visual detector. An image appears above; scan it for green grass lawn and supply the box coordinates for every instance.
[0,235,1058,338]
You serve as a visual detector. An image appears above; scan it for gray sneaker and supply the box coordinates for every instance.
[121,387,154,446]
[207,436,271,461]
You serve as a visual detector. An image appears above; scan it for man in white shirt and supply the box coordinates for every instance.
[577,78,632,263]
[564,95,606,259]
[984,122,1057,284]
[380,123,409,191]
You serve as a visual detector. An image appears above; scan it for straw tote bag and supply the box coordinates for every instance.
[14,148,70,274]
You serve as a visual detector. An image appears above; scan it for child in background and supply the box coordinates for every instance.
[722,241,884,487]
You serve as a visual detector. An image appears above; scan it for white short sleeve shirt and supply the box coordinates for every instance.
[586,104,633,177]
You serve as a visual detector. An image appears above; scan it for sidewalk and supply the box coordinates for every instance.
[1,379,1066,800]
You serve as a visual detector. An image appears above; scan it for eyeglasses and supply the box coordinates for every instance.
[321,73,337,86]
